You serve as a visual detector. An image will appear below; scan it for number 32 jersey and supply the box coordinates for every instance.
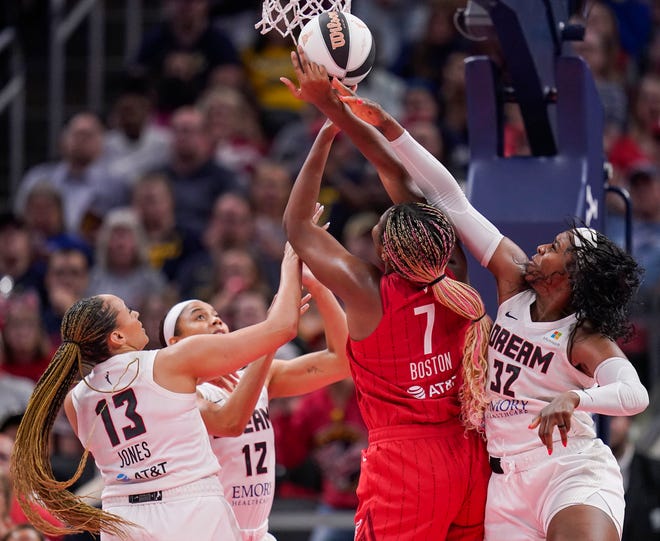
[70,350,220,499]
[485,290,597,458]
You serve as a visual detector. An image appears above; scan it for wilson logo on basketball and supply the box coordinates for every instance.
[326,11,346,50]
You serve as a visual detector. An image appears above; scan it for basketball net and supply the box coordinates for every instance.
[255,0,352,41]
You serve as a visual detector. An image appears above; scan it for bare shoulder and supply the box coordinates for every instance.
[570,327,626,377]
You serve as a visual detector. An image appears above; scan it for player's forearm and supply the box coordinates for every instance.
[310,285,348,355]
[283,123,336,232]
[389,130,503,266]
[205,355,275,437]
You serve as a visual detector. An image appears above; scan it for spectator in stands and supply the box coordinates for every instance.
[341,212,380,268]
[269,105,328,178]
[86,207,168,310]
[0,291,54,383]
[607,163,660,296]
[202,191,255,252]
[248,161,292,290]
[137,290,180,349]
[0,434,64,541]
[130,171,203,284]
[197,85,266,187]
[13,112,128,241]
[129,0,244,120]
[0,372,32,447]
[175,191,273,301]
[391,0,470,91]
[226,289,302,361]
[608,415,660,541]
[158,106,241,237]
[608,74,660,184]
[207,247,272,319]
[17,183,91,265]
[0,213,44,297]
[104,75,172,186]
[40,246,91,343]
[0,471,11,539]
[600,0,652,64]
[585,1,629,78]
[572,29,628,142]
[319,132,390,240]
[242,31,307,138]
[281,378,367,541]
[2,524,46,541]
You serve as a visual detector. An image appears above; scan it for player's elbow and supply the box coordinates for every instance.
[222,422,246,437]
[621,381,649,415]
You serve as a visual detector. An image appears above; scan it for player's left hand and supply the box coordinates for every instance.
[528,391,580,455]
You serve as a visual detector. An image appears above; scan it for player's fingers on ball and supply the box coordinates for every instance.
[331,77,353,96]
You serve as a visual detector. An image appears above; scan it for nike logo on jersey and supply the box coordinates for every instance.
[505,311,518,319]
[105,372,112,384]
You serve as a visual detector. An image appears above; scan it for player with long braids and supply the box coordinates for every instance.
[10,246,303,541]
[283,49,650,541]
[283,116,491,540]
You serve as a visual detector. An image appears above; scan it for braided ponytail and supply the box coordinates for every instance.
[11,296,135,538]
[383,203,490,433]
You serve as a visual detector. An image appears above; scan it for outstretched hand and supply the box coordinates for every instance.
[280,46,340,108]
[334,78,389,129]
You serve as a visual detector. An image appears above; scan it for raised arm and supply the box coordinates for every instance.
[334,92,530,302]
[158,248,301,381]
[267,265,351,398]
[281,48,421,205]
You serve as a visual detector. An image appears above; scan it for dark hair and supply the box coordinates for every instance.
[567,227,642,342]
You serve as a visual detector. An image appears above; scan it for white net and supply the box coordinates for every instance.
[255,0,352,40]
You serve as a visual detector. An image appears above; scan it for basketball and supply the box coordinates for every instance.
[297,11,375,87]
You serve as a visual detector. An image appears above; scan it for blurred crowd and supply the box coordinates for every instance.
[1,0,659,540]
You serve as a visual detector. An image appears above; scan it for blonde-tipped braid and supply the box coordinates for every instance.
[10,297,135,539]
[383,203,491,434]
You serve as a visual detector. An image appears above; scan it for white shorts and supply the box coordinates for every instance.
[484,438,624,541]
[102,476,241,541]
[239,521,277,541]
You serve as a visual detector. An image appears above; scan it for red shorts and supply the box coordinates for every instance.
[354,423,490,541]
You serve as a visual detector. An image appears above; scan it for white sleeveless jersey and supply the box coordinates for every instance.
[485,290,597,457]
[198,376,276,534]
[71,350,220,499]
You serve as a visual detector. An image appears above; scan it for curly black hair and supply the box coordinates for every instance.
[566,226,643,342]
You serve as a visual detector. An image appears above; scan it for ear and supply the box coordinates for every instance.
[108,330,125,350]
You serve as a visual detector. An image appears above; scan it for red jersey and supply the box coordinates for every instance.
[347,272,470,430]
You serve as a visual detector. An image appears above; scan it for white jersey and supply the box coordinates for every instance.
[485,290,597,457]
[198,376,276,539]
[71,350,220,500]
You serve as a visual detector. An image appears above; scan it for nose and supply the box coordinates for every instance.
[536,244,546,255]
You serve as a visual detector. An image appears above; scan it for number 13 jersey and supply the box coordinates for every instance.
[70,350,220,499]
[485,290,597,458]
